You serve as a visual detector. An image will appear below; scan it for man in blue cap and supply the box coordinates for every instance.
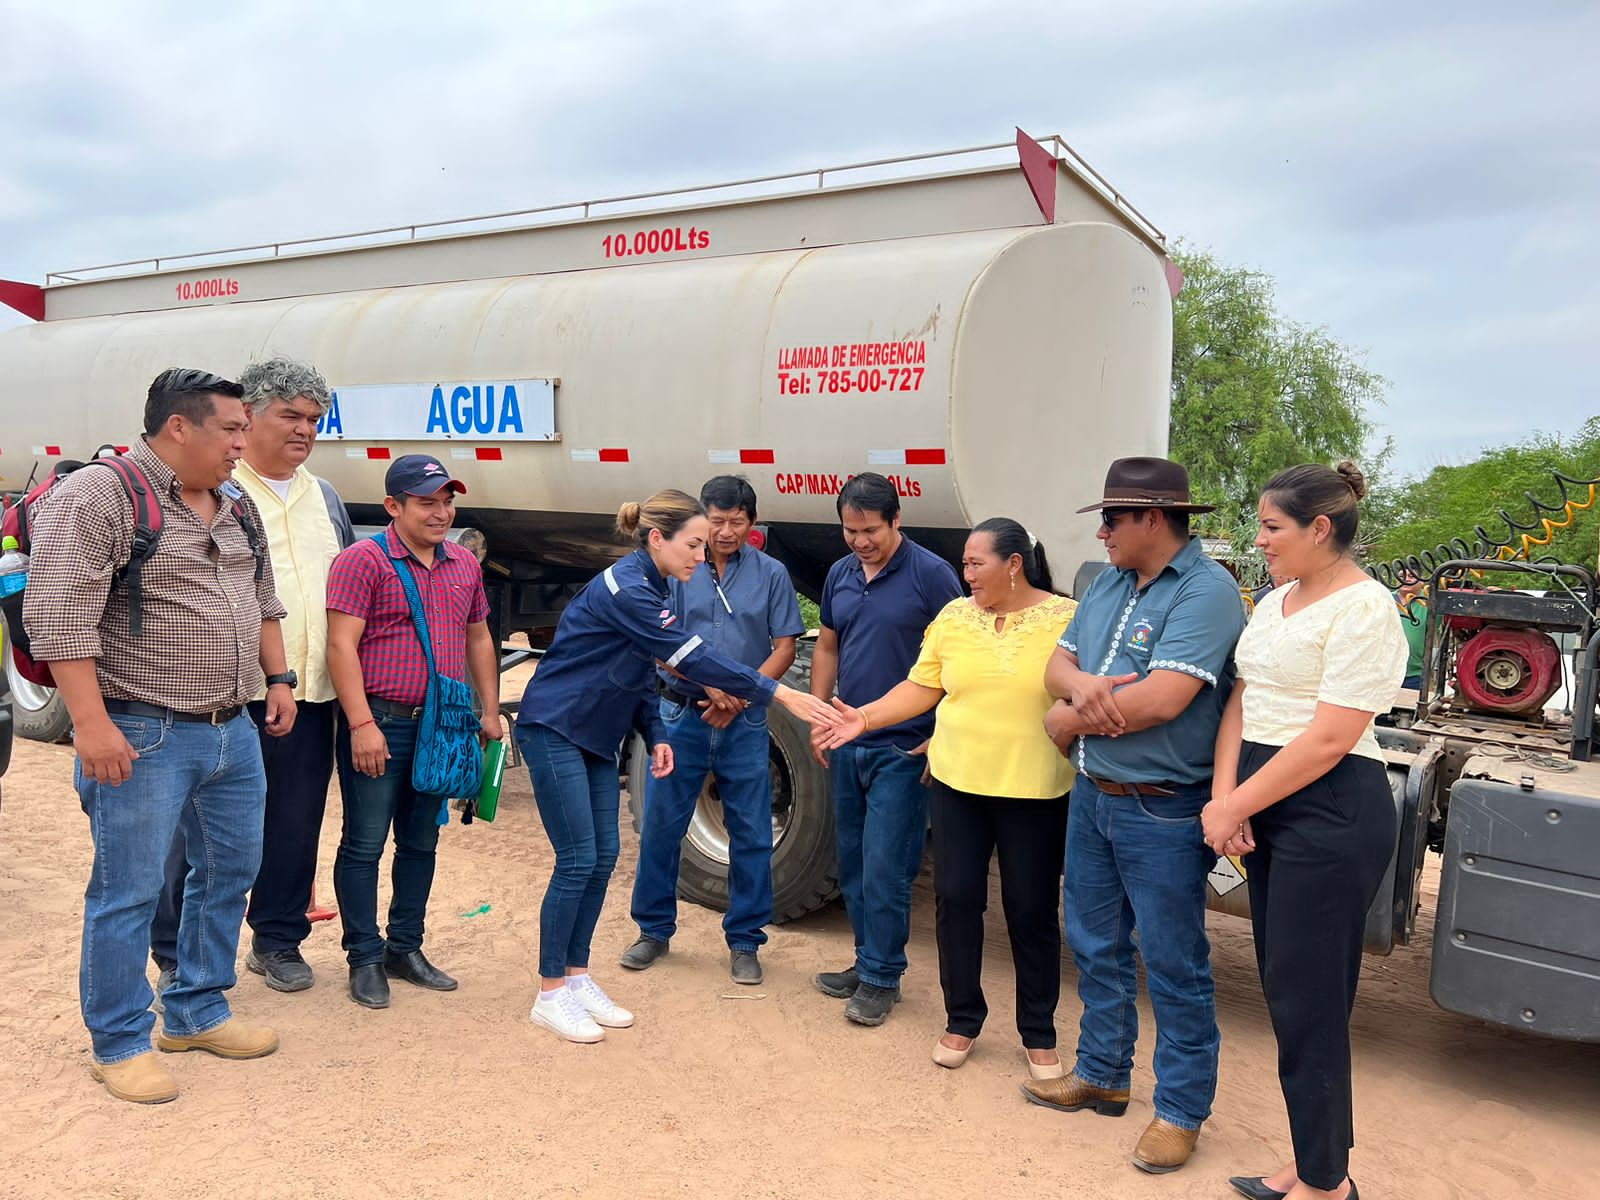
[325,454,500,1009]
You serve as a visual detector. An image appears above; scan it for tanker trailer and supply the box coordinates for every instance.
[0,133,1175,918]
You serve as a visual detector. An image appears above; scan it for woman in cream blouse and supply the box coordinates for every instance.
[1204,462,1407,1200]
[818,518,1076,1083]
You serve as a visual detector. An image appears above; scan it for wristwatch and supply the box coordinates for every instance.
[266,671,298,689]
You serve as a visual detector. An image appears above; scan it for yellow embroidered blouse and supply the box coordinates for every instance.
[907,594,1078,800]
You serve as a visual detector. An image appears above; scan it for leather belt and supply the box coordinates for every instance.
[1086,774,1177,798]
[658,684,697,708]
[367,696,425,719]
[104,698,245,726]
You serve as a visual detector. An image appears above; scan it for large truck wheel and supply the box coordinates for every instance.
[626,703,839,923]
[1,615,72,742]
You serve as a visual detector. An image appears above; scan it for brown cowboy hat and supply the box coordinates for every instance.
[1076,456,1216,514]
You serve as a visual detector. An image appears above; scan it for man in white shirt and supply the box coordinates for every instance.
[151,357,353,996]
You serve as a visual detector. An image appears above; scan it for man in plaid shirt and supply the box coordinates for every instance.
[325,454,499,1010]
[25,368,296,1105]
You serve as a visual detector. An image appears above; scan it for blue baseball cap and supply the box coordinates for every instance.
[384,453,467,498]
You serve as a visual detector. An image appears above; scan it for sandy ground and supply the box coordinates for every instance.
[2,710,1599,1200]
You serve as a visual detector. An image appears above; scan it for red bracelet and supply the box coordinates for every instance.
[349,718,376,733]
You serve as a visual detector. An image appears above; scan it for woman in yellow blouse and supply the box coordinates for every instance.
[819,517,1076,1080]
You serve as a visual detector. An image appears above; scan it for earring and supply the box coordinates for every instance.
[1010,572,1017,591]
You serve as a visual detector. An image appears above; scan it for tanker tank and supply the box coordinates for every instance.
[0,134,1180,922]
[0,137,1174,608]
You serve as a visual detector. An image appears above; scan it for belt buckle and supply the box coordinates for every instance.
[209,706,234,726]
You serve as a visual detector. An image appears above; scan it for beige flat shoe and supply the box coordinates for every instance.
[1025,1052,1065,1080]
[932,1034,974,1069]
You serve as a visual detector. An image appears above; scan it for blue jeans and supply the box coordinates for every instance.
[632,698,774,951]
[151,700,338,968]
[333,713,439,967]
[830,742,930,989]
[77,710,265,1064]
[1064,774,1220,1130]
[517,722,621,979]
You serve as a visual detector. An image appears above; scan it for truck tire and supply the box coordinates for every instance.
[626,702,839,923]
[1,614,72,742]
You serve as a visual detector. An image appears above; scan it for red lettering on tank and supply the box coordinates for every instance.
[775,341,928,397]
[601,226,710,260]
[175,276,241,303]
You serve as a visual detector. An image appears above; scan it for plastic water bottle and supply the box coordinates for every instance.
[0,535,27,600]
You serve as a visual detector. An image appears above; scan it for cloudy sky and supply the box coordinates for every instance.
[1,0,1594,479]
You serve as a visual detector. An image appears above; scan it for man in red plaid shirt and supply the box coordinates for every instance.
[325,454,500,1009]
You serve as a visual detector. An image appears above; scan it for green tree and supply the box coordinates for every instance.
[1370,418,1600,576]
[1168,245,1390,550]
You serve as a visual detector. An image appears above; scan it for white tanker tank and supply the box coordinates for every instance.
[0,134,1174,601]
[0,134,1177,917]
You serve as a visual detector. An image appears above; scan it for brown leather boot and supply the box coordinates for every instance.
[90,1051,178,1104]
[1131,1117,1200,1173]
[156,1018,279,1060]
[1018,1072,1131,1116]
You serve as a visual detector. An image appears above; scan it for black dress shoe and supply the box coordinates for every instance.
[383,948,458,991]
[1227,1179,1286,1200]
[349,963,390,1009]
[1227,1176,1351,1200]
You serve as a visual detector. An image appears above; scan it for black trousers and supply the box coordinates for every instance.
[1239,742,1395,1191]
[930,778,1069,1049]
[152,700,338,968]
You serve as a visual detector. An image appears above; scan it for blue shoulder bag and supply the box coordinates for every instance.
[372,536,484,806]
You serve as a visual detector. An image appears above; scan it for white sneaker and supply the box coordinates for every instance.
[530,987,605,1044]
[566,974,635,1028]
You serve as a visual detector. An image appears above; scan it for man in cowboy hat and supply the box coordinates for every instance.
[1023,456,1245,1175]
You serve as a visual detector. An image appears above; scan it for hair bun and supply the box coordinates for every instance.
[615,500,643,537]
[1335,459,1367,501]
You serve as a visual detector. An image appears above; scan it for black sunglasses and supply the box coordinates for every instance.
[1100,508,1139,529]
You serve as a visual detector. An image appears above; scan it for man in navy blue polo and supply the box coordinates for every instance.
[1023,457,1245,1177]
[810,472,961,1026]
[620,477,804,985]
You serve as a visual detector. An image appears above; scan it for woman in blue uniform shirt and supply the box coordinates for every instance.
[516,489,838,1043]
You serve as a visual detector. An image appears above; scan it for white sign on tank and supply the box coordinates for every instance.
[317,379,558,441]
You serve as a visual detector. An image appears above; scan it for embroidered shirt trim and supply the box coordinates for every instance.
[1149,659,1218,687]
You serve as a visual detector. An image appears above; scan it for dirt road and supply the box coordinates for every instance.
[1,732,1596,1200]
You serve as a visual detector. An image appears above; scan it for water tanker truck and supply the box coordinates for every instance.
[2,132,1595,1042]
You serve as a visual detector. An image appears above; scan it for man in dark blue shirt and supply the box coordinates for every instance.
[621,477,804,985]
[810,473,961,1026]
